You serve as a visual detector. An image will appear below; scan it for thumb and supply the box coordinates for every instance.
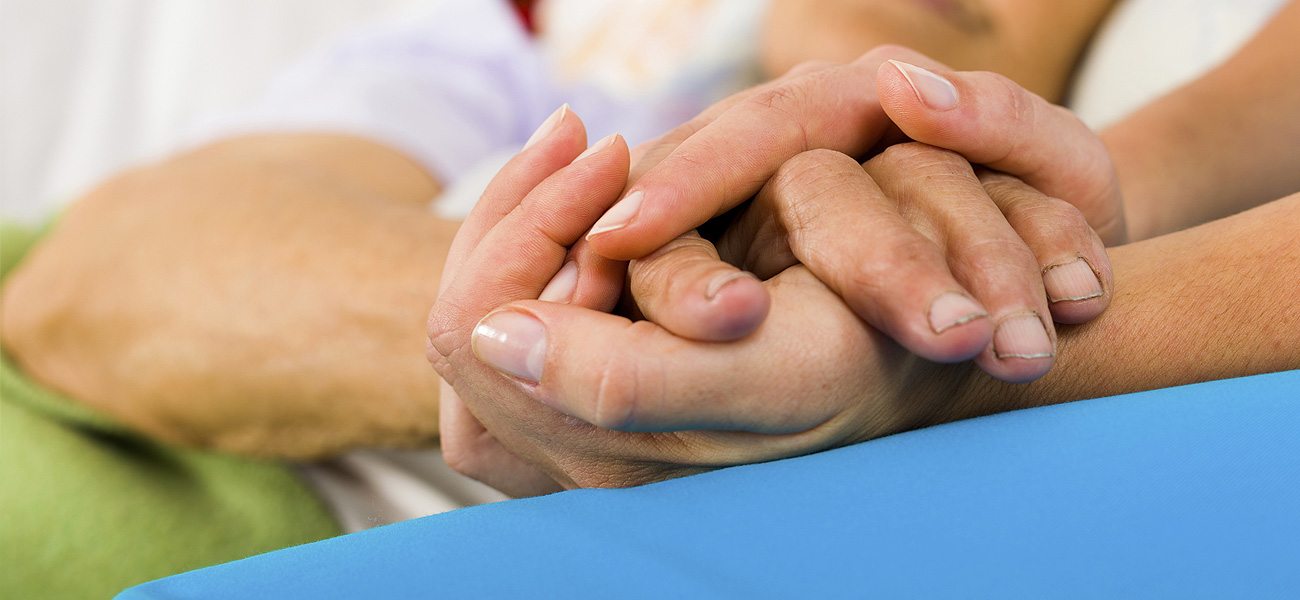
[877,60,1126,244]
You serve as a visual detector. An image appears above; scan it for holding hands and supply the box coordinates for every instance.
[428,46,1123,494]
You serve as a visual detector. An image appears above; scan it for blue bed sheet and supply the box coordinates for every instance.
[119,370,1300,599]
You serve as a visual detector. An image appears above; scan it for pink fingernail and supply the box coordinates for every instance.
[1043,259,1103,302]
[928,292,988,333]
[573,133,619,164]
[993,314,1054,359]
[889,60,959,111]
[587,190,644,238]
[472,311,548,382]
[539,262,579,303]
[523,104,568,150]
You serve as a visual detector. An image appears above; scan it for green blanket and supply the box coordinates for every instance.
[1,222,341,599]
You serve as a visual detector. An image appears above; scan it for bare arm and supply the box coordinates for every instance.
[947,192,1300,423]
[0,134,456,458]
[1103,0,1300,240]
[429,110,1299,491]
[761,0,1118,100]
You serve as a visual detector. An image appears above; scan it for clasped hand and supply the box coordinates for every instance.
[427,46,1122,496]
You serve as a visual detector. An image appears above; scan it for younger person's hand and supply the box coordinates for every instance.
[428,106,1111,494]
[570,48,1119,382]
[428,107,968,493]
[578,46,1122,371]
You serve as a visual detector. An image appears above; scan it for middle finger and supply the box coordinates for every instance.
[865,143,1056,383]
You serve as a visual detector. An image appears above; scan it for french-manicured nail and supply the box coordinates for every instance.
[472,310,547,382]
[1043,259,1103,302]
[587,190,644,238]
[539,262,579,303]
[928,292,988,333]
[705,271,757,301]
[573,133,619,164]
[993,314,1054,359]
[889,60,959,111]
[523,104,568,150]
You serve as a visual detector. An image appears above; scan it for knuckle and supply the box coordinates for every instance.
[771,150,863,236]
[784,59,837,78]
[628,237,714,303]
[852,234,938,291]
[742,85,812,150]
[869,143,974,199]
[1023,197,1093,240]
[989,71,1033,122]
[979,172,1032,206]
[588,345,641,430]
[776,149,860,190]
[985,71,1038,164]
[1039,196,1089,226]
[586,321,668,430]
[426,338,453,376]
[439,427,485,480]
[964,236,1040,278]
[982,176,1094,240]
[871,142,964,174]
[426,298,475,364]
[440,441,477,478]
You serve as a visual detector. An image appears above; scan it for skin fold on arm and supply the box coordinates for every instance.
[0,134,455,458]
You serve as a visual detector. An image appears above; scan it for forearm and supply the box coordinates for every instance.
[761,0,1117,101]
[0,134,456,458]
[945,193,1300,422]
[1103,0,1300,240]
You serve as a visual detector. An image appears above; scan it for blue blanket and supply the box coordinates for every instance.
[120,370,1300,599]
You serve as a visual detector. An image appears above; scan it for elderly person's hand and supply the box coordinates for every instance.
[427,109,955,493]
[587,46,1124,362]
[426,101,1102,494]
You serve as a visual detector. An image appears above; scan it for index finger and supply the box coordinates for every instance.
[584,46,947,261]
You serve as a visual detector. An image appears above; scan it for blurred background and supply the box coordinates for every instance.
[1,0,438,224]
[3,0,1281,225]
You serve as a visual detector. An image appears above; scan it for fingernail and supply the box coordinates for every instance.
[587,190,644,238]
[573,132,619,164]
[523,104,568,150]
[1043,259,1103,302]
[994,314,1054,359]
[889,60,959,111]
[472,311,547,382]
[928,292,988,333]
[539,262,579,303]
[705,271,757,301]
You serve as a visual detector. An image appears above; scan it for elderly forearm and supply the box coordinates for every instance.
[0,134,455,458]
[943,193,1300,423]
[760,0,1118,101]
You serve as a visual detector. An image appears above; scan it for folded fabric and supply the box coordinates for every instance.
[119,369,1300,599]
[0,222,341,600]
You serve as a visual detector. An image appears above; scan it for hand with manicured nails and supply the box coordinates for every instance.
[428,109,1105,493]
[429,46,1124,494]
[584,46,1122,376]
[428,106,971,493]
